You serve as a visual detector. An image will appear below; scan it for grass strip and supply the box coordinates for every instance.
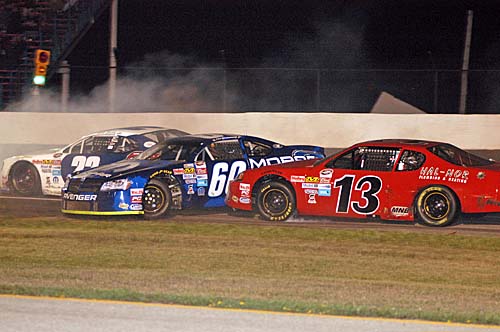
[0,216,499,325]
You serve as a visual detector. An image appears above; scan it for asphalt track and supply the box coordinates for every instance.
[1,295,499,332]
[1,195,500,236]
[1,195,499,332]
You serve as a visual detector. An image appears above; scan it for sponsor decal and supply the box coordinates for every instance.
[131,196,142,203]
[52,169,61,176]
[391,206,409,216]
[187,185,195,195]
[52,177,59,184]
[197,187,206,196]
[320,168,334,178]
[248,155,318,169]
[33,159,59,165]
[302,183,318,189]
[232,195,239,202]
[239,183,250,191]
[182,173,196,180]
[239,197,251,204]
[318,188,331,197]
[419,167,469,183]
[130,188,144,196]
[143,141,156,148]
[173,168,184,175]
[195,161,207,175]
[239,184,250,198]
[291,175,305,183]
[196,174,208,180]
[304,189,318,195]
[197,179,208,186]
[63,193,97,201]
[184,167,195,175]
[150,169,173,178]
[305,176,320,183]
[308,193,317,204]
[185,179,197,184]
[130,204,143,211]
[119,203,129,210]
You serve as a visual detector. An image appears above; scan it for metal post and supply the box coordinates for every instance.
[58,60,70,112]
[459,10,473,114]
[109,0,118,112]
[433,71,438,114]
[316,69,321,112]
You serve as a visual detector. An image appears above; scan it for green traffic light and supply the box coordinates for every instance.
[33,75,46,86]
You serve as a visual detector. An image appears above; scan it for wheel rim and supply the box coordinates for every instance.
[143,185,166,214]
[423,192,450,221]
[263,188,289,216]
[12,165,36,194]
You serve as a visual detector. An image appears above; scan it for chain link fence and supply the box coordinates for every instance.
[27,66,500,113]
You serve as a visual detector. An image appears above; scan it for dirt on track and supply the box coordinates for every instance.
[1,195,500,236]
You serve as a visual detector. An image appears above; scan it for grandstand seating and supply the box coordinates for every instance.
[0,0,110,109]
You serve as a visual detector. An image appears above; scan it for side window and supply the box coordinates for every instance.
[206,140,244,161]
[68,140,83,154]
[243,140,272,157]
[396,150,426,171]
[82,137,95,154]
[327,147,400,171]
[327,150,354,169]
[353,147,400,172]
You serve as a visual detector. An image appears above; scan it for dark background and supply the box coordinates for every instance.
[59,0,500,113]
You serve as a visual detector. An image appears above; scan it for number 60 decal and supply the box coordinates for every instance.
[334,175,382,215]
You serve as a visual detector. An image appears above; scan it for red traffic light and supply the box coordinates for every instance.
[34,49,51,65]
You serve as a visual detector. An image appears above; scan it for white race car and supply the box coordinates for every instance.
[0,126,188,196]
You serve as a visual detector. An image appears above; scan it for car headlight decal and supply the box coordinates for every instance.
[100,178,132,192]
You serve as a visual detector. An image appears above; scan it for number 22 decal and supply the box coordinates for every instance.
[334,175,382,214]
[71,156,101,172]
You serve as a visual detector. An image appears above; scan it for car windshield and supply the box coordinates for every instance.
[428,144,494,167]
[136,141,200,161]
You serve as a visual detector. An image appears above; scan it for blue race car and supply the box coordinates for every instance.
[61,134,325,217]
[1,126,188,196]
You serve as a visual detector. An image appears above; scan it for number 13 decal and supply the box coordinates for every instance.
[334,175,382,214]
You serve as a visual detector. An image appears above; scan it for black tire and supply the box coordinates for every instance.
[256,181,295,221]
[415,186,458,227]
[143,179,172,219]
[9,162,41,196]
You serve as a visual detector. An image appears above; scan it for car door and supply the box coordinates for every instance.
[194,139,248,207]
[298,146,400,219]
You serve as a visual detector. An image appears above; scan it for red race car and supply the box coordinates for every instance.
[225,139,500,226]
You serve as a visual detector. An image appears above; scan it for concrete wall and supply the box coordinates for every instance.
[1,112,500,163]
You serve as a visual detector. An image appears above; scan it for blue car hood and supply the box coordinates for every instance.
[72,159,184,180]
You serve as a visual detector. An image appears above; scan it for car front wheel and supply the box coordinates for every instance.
[257,181,295,221]
[415,186,458,227]
[143,179,172,219]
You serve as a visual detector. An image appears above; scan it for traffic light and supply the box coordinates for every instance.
[33,49,51,86]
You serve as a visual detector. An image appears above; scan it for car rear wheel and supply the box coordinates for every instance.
[10,162,41,196]
[415,186,458,227]
[257,181,295,221]
[143,179,172,219]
